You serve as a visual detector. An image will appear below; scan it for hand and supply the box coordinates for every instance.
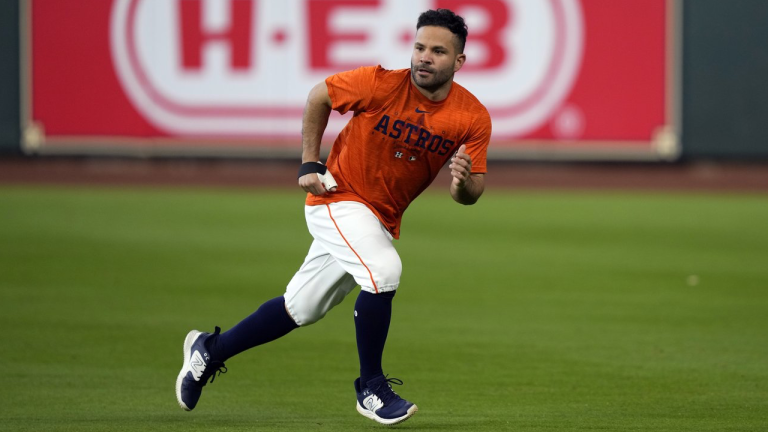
[299,173,327,196]
[449,144,472,188]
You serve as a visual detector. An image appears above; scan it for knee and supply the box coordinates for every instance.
[370,253,402,292]
[284,298,326,327]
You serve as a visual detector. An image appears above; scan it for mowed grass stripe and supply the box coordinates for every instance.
[1,186,766,431]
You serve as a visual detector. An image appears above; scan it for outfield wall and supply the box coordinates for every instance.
[1,0,767,160]
[0,1,20,154]
[681,0,768,160]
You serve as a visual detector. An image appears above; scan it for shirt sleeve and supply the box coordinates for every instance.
[325,66,379,115]
[463,108,492,174]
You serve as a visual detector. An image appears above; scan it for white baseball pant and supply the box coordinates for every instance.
[284,201,402,326]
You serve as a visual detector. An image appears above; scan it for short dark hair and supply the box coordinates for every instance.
[416,9,468,54]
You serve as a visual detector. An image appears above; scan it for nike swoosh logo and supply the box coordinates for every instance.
[415,108,431,114]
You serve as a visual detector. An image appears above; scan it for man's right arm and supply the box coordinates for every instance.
[298,81,333,195]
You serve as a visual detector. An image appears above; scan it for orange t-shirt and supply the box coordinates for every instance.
[306,65,492,239]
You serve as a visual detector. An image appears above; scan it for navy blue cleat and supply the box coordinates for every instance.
[175,327,227,411]
[354,376,418,425]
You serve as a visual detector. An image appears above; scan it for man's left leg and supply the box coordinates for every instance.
[354,290,395,386]
[304,202,417,425]
[353,289,417,425]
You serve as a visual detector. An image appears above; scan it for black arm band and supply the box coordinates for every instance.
[298,162,327,179]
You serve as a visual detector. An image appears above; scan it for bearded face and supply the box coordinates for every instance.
[410,59,456,93]
[409,26,465,97]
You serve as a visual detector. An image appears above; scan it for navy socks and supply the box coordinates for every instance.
[205,289,396,383]
[209,296,298,361]
[354,290,396,385]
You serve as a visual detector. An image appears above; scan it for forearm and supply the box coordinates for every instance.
[301,82,333,163]
[450,174,485,205]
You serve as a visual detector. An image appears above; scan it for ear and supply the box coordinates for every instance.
[454,53,466,73]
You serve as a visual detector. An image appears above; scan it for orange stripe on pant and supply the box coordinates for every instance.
[325,204,379,294]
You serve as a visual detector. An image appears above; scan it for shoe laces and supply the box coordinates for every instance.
[201,327,226,385]
[201,360,227,385]
[371,376,405,406]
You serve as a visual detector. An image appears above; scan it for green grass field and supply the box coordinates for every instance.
[1,185,767,431]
